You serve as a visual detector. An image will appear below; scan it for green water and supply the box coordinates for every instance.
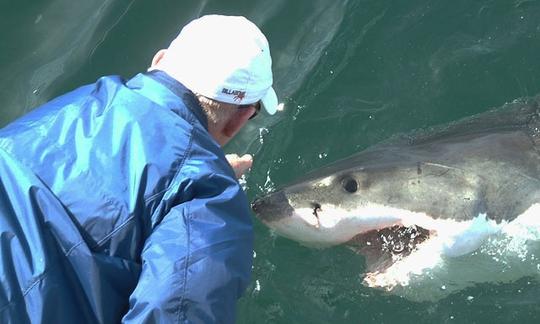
[2,0,540,323]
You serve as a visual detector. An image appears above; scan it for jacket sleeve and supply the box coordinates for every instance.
[121,170,253,324]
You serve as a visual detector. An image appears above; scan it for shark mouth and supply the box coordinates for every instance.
[347,224,435,290]
[254,192,510,291]
[343,212,505,290]
[349,225,431,273]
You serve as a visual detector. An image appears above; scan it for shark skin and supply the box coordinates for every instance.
[252,96,540,299]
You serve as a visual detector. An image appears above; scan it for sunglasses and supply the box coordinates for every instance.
[239,101,261,120]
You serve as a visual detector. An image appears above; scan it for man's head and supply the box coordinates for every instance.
[150,15,277,146]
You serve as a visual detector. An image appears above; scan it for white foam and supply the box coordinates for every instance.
[438,213,503,257]
[365,203,540,300]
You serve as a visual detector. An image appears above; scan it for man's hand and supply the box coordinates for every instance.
[226,154,253,179]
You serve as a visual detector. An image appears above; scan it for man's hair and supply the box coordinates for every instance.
[195,94,238,125]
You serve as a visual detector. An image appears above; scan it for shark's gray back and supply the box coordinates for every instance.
[377,96,540,222]
[295,96,540,222]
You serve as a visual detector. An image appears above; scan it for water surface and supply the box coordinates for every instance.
[2,0,540,323]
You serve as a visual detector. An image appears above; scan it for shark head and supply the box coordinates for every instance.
[252,151,503,290]
[252,144,487,245]
[251,163,413,247]
[252,98,540,293]
[251,127,540,290]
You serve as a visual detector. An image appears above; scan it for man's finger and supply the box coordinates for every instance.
[226,154,253,178]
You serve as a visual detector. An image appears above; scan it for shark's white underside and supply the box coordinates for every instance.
[266,202,540,301]
[365,203,540,301]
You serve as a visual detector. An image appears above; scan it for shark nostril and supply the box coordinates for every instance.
[251,197,264,212]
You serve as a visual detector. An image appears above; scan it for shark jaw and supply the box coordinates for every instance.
[261,202,507,291]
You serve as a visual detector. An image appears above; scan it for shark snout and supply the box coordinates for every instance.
[250,197,264,213]
[251,190,294,222]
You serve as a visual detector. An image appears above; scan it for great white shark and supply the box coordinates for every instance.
[252,96,540,299]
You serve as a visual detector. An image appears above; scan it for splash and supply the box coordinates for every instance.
[363,204,540,301]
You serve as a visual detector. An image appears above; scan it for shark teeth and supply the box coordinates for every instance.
[358,213,505,290]
[362,232,439,290]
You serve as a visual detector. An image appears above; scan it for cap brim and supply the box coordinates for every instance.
[260,87,278,115]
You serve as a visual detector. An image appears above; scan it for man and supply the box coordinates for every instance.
[0,15,277,323]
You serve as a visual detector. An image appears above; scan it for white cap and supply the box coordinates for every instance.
[156,15,278,115]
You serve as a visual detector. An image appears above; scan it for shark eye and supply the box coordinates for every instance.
[342,177,358,193]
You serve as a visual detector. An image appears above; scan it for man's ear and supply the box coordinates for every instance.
[222,106,255,138]
[150,49,167,69]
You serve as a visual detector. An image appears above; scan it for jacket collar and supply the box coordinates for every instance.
[132,70,209,129]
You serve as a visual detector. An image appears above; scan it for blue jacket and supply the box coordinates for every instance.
[0,71,253,323]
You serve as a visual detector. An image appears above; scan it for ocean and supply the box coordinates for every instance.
[2,0,540,323]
